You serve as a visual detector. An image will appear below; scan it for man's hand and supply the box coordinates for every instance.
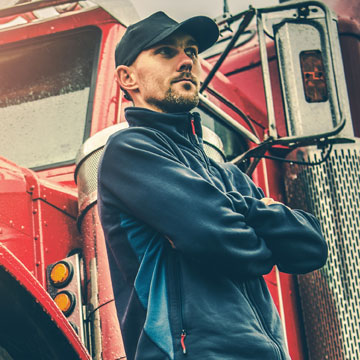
[260,197,292,210]
[261,197,284,206]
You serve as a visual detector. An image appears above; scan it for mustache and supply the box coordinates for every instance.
[171,72,198,86]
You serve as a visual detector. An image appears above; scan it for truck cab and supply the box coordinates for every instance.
[0,1,359,359]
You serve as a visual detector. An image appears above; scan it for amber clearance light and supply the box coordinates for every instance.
[50,261,73,287]
[54,291,76,316]
[300,49,328,103]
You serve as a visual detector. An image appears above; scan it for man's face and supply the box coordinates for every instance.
[128,31,202,113]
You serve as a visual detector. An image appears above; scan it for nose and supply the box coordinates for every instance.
[176,50,193,72]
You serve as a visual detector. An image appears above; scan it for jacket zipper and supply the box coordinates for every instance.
[170,252,188,355]
[189,117,211,169]
[176,256,187,355]
[242,283,284,360]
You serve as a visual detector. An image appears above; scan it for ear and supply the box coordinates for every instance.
[115,65,138,92]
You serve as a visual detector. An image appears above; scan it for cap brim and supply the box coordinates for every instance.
[145,15,219,54]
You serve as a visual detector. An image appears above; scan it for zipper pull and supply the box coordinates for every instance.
[190,118,199,145]
[180,330,187,355]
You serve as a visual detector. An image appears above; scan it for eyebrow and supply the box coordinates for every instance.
[186,39,199,48]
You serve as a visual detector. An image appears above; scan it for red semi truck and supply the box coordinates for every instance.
[0,0,359,359]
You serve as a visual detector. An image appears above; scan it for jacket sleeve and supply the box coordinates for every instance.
[225,189,327,274]
[99,128,327,278]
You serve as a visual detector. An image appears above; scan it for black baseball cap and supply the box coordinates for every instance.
[115,11,219,67]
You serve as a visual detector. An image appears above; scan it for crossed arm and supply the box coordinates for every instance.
[99,128,328,279]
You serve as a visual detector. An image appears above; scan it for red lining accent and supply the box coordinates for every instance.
[190,119,196,136]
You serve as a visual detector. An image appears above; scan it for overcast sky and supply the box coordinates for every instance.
[130,0,279,21]
[0,1,279,23]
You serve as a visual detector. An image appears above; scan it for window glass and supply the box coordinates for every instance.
[0,27,100,169]
[196,107,247,161]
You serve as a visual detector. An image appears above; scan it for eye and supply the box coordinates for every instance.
[185,47,198,59]
[155,47,176,58]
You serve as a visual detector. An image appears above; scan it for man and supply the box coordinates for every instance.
[98,11,328,360]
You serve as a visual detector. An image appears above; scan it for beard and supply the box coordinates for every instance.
[146,80,200,113]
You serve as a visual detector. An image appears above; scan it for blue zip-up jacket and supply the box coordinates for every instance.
[98,107,328,360]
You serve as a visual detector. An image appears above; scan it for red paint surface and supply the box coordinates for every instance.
[0,243,90,359]
[1,0,358,358]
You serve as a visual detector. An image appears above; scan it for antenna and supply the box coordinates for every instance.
[223,0,230,15]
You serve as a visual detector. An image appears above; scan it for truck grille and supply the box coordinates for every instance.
[283,143,360,360]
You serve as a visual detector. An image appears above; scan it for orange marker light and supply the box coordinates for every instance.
[54,291,75,316]
[300,50,328,103]
[50,261,73,287]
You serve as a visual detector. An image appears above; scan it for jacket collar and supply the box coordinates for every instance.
[125,107,203,140]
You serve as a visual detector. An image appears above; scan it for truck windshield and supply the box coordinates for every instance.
[0,27,100,169]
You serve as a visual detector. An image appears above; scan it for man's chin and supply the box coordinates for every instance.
[173,91,199,104]
[172,86,200,103]
[147,90,199,113]
[166,92,199,113]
